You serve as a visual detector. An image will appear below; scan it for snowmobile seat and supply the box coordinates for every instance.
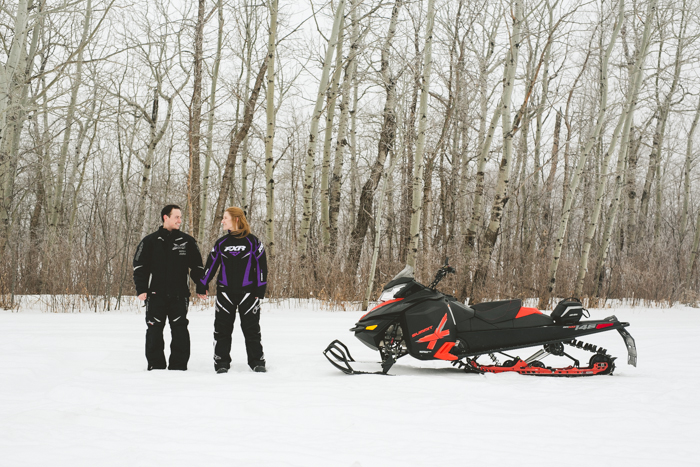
[512,310,553,327]
[471,300,523,323]
[472,299,554,328]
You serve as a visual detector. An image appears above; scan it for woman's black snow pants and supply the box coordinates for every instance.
[213,291,265,371]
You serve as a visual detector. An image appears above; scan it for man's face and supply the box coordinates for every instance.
[163,209,182,231]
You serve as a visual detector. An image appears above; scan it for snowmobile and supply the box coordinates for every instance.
[324,261,637,376]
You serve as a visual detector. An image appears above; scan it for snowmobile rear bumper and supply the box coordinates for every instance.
[616,323,637,367]
[603,315,637,367]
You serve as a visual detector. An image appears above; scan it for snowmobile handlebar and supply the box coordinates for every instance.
[428,259,455,290]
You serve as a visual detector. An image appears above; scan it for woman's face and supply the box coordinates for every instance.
[222,212,233,231]
[222,212,239,232]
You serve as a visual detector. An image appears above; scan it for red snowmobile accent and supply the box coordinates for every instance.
[369,298,404,312]
[434,342,458,361]
[417,313,450,350]
[474,358,610,376]
[515,307,542,318]
[361,298,405,319]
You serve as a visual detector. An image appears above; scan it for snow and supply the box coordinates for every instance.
[1,298,698,466]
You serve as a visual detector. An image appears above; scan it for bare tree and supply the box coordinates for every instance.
[574,0,657,297]
[320,7,345,248]
[186,0,207,239]
[472,0,524,291]
[544,0,624,304]
[406,0,436,269]
[199,0,224,241]
[265,0,278,255]
[635,0,691,245]
[0,0,31,253]
[681,96,700,237]
[209,60,267,237]
[329,0,361,253]
[299,0,346,255]
[345,0,402,275]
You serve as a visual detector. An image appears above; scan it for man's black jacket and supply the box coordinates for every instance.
[133,227,206,297]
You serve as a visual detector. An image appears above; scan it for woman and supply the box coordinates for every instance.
[200,207,268,373]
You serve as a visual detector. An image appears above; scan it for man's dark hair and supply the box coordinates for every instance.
[161,204,181,222]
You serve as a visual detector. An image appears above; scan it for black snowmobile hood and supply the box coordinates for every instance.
[359,287,443,322]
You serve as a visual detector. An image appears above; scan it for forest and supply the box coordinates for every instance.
[1,0,699,310]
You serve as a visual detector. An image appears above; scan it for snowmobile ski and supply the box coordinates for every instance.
[323,340,391,375]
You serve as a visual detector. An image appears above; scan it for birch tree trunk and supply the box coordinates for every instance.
[472,0,523,290]
[529,1,556,270]
[624,125,640,251]
[363,157,398,310]
[134,88,177,238]
[638,2,687,232]
[542,0,623,305]
[465,105,502,258]
[264,0,278,256]
[406,0,436,269]
[463,8,501,261]
[240,9,254,214]
[681,97,700,237]
[0,0,31,253]
[329,0,359,252]
[593,123,634,297]
[0,0,29,148]
[27,79,49,291]
[448,9,465,250]
[48,0,92,232]
[399,32,421,263]
[345,0,401,275]
[187,0,206,238]
[67,94,100,240]
[686,214,700,291]
[199,0,223,241]
[299,0,346,255]
[210,61,267,237]
[349,62,359,232]
[542,109,561,228]
[321,9,345,248]
[574,0,656,297]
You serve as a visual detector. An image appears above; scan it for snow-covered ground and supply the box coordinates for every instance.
[1,298,698,466]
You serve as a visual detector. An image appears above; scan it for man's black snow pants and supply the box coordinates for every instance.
[145,294,190,370]
[213,291,265,371]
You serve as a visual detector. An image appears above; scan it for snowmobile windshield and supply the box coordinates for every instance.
[378,283,407,303]
[391,265,414,282]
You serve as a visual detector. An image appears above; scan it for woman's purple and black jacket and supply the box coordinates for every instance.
[200,233,267,297]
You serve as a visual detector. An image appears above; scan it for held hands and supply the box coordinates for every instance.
[138,292,209,300]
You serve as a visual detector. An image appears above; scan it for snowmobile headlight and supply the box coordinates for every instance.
[365,325,378,330]
[378,284,406,303]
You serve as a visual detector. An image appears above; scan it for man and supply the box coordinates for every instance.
[133,205,207,370]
